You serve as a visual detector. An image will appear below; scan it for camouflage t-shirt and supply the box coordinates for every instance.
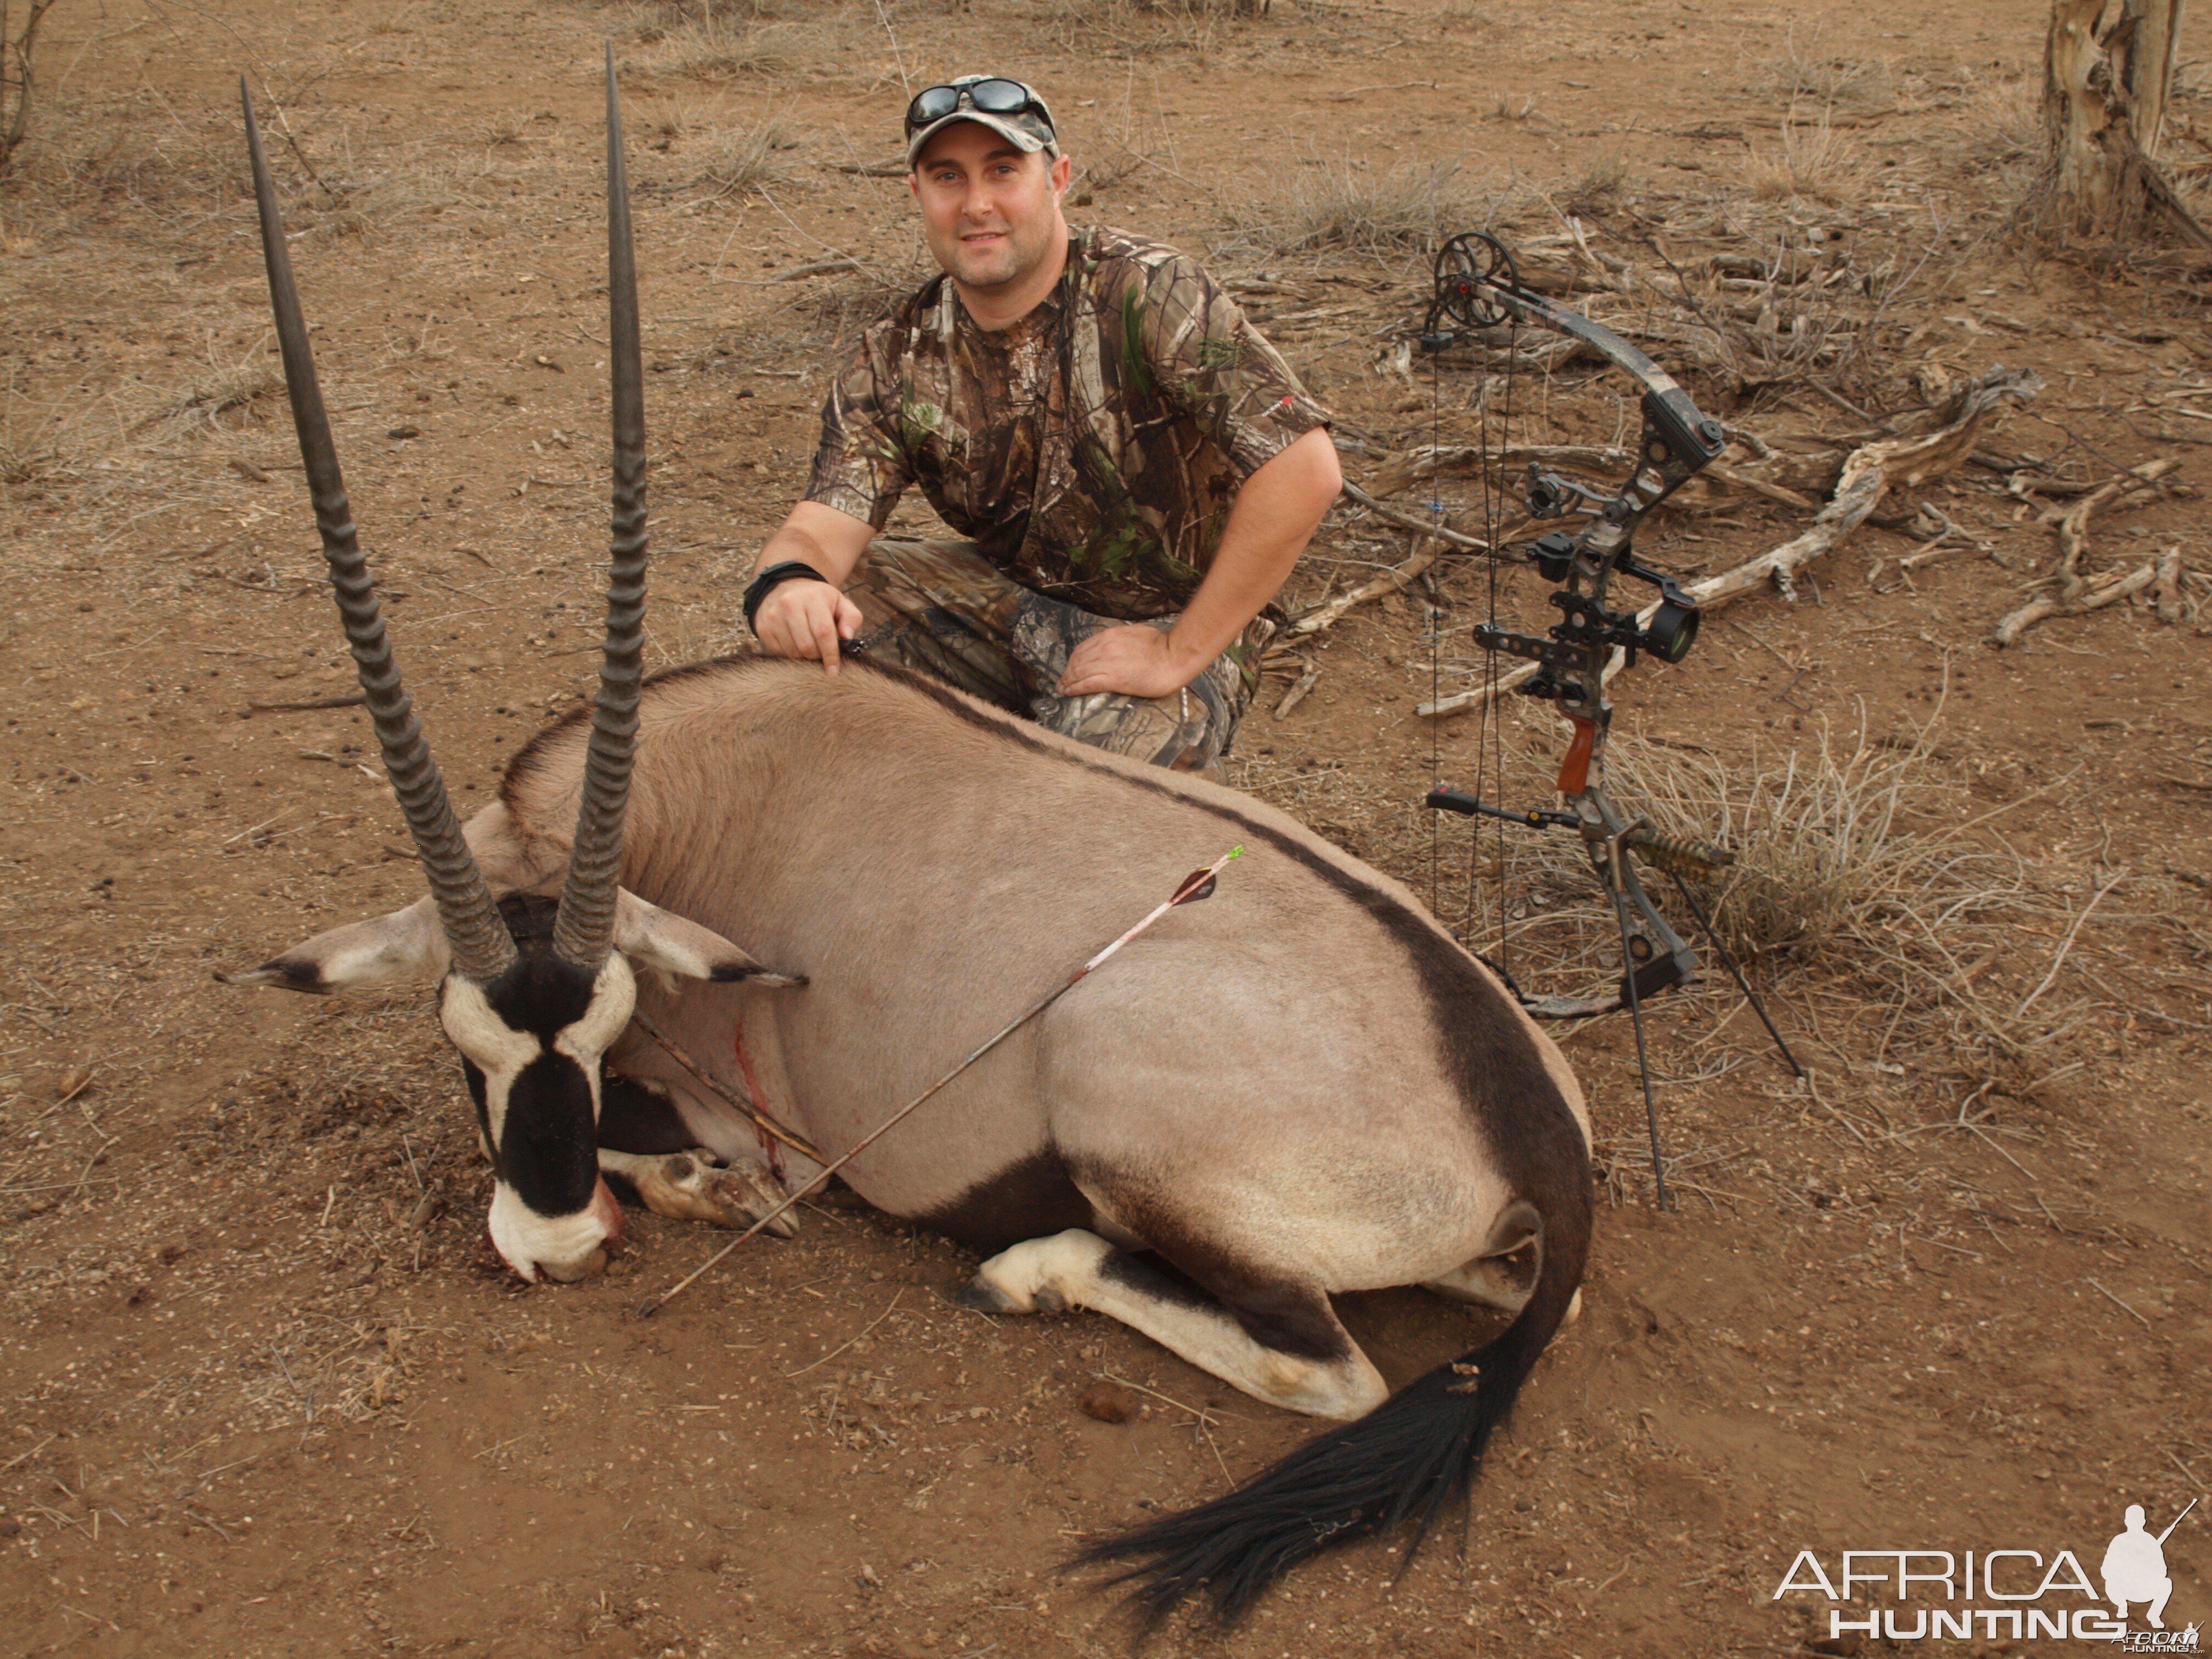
[803,226,1331,621]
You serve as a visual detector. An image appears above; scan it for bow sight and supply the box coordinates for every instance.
[1410,230,1802,1202]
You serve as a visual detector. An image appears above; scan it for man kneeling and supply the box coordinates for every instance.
[743,75,1341,777]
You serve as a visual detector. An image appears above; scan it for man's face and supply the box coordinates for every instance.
[909,121,1071,293]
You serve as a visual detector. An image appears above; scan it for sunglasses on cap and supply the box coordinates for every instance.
[904,77,1055,140]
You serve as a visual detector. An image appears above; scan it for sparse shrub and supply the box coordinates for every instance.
[1221,154,1481,259]
[2,0,65,174]
[1762,25,1894,115]
[789,249,934,342]
[1560,155,1627,216]
[1746,119,1866,205]
[149,351,283,438]
[696,114,800,198]
[637,16,799,80]
[1420,707,2073,1069]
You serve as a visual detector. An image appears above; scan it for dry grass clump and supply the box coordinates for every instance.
[1220,154,1481,259]
[1559,155,1628,216]
[1600,722,1977,967]
[1958,76,2041,173]
[1041,0,1269,19]
[789,249,935,341]
[1038,0,1277,55]
[1488,711,2083,1072]
[636,15,801,80]
[1746,119,1867,204]
[150,351,284,438]
[695,114,801,198]
[1762,26,1895,115]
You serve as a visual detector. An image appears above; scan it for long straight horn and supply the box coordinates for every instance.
[241,80,517,984]
[550,43,647,971]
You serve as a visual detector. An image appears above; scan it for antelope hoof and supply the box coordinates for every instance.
[678,1151,799,1240]
[953,1277,1023,1314]
[610,1148,799,1239]
[957,1229,1109,1316]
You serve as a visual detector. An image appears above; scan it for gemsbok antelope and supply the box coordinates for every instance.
[224,55,1596,1629]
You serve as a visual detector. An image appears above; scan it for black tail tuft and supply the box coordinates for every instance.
[1071,1197,1587,1640]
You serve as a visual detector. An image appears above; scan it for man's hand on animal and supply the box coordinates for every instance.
[745,72,1340,777]
[746,500,872,673]
[1058,425,1341,698]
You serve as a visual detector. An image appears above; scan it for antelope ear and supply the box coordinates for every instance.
[218,895,450,993]
[613,889,804,987]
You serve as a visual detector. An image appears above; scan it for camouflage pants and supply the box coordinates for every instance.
[846,538,1269,777]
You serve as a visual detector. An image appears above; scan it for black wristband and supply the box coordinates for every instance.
[743,561,831,634]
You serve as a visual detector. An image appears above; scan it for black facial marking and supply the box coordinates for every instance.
[914,1146,1093,1252]
[501,1050,601,1216]
[456,917,607,1218]
[495,893,563,946]
[597,1072,695,1155]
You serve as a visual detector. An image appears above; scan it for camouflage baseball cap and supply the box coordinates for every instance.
[904,75,1059,170]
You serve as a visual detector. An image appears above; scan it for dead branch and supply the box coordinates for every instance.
[1419,365,2042,718]
[1272,659,1319,720]
[1691,366,2042,605]
[1335,477,1493,552]
[2152,550,2186,622]
[1701,460,1820,512]
[1994,546,2182,646]
[1284,538,1441,640]
[1364,442,1630,498]
[2043,458,2181,602]
[1,0,64,173]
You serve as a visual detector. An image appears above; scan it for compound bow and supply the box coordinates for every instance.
[1412,232,1802,1204]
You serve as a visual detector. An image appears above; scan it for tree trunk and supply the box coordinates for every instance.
[2043,0,2198,242]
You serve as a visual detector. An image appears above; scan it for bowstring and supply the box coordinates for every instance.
[1427,299,1443,917]
[1471,258,1516,978]
[1493,289,1516,979]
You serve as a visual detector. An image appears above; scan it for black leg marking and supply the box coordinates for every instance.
[597,1071,693,1155]
[916,1147,1094,1252]
[601,1167,645,1209]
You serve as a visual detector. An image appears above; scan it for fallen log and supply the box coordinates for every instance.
[1418,364,2045,718]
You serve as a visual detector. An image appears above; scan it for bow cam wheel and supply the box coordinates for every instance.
[1433,232,1520,330]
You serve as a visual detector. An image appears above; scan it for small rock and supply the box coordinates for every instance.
[1079,1380,1132,1424]
[54,1066,92,1101]
[385,426,421,441]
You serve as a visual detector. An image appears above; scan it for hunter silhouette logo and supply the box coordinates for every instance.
[2105,1501,2192,1629]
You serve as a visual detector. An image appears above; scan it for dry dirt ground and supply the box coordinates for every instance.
[4,0,2211,1655]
